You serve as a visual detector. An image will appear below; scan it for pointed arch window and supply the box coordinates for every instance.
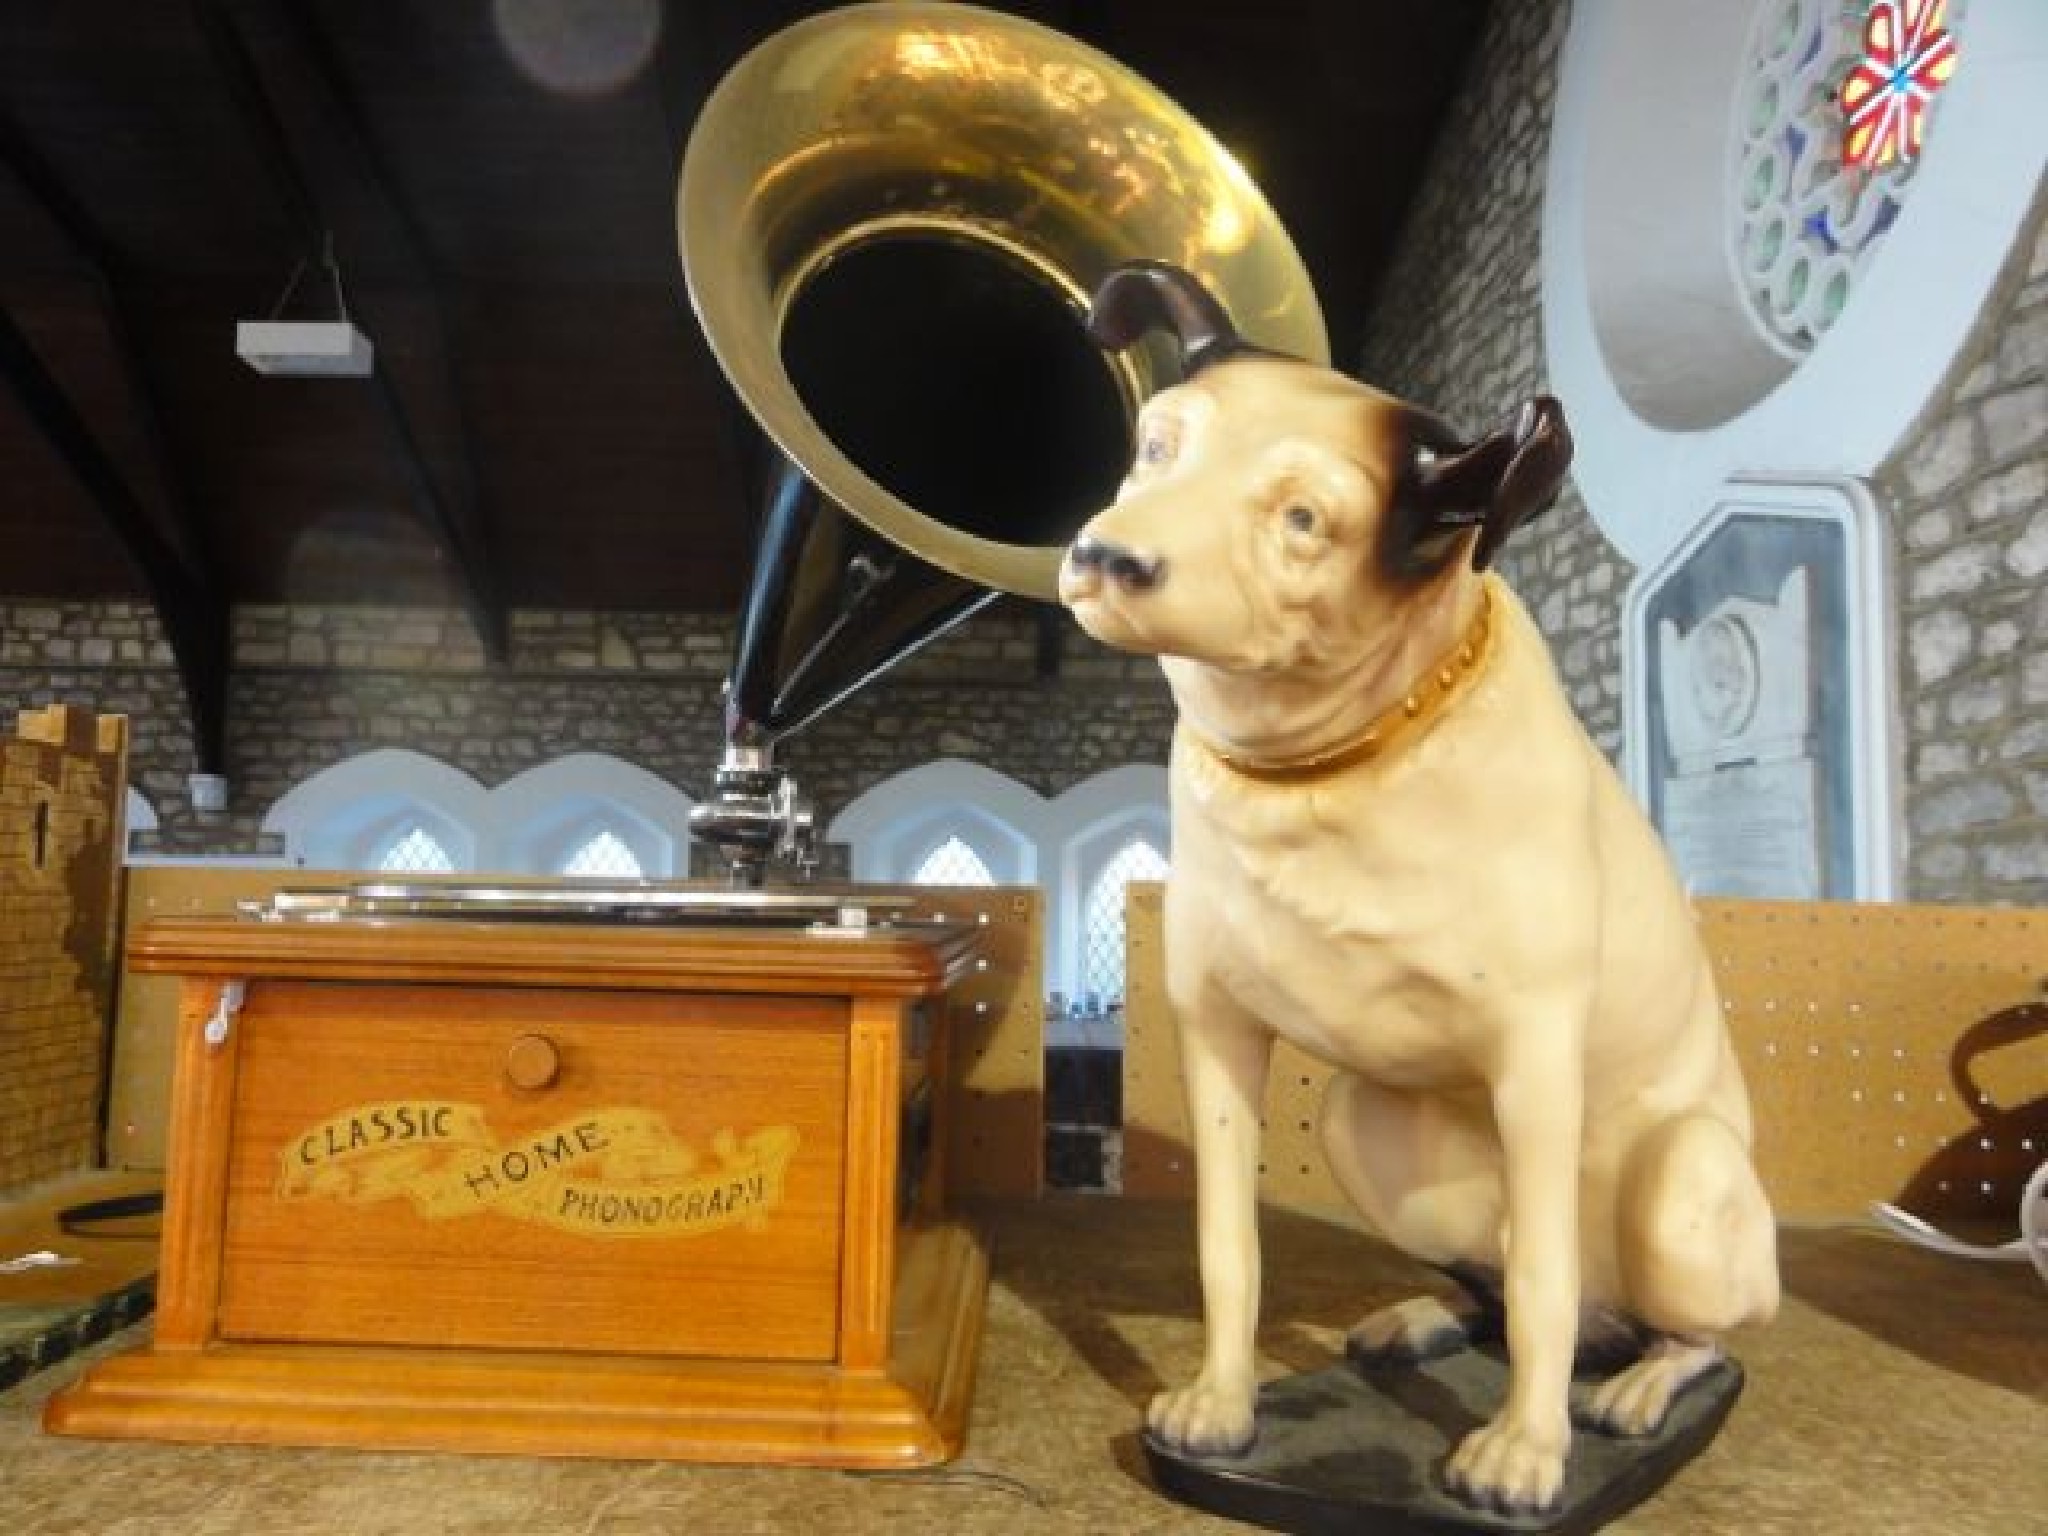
[1079,836,1169,1009]
[910,834,997,887]
[378,824,457,874]
[560,827,644,879]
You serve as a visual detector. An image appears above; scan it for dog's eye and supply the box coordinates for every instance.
[1138,429,1176,468]
[1284,503,1318,533]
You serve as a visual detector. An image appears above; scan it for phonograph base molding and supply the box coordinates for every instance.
[46,1220,986,1467]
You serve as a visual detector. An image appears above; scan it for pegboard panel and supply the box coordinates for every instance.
[1123,888,2048,1223]
[109,865,304,1170]
[883,884,1045,1200]
[1121,881,1175,1196]
[1704,899,2046,1221]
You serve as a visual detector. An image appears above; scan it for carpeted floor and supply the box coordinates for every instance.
[3,1198,2043,1535]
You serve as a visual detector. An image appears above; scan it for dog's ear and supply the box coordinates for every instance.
[1087,259,1291,377]
[1383,396,1574,581]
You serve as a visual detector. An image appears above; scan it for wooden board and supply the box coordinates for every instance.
[216,983,848,1360]
[903,886,1045,1201]
[108,866,298,1173]
[1123,886,2048,1222]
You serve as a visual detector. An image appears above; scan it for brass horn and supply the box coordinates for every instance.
[678,1,1326,881]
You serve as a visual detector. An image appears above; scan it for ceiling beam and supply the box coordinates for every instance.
[192,0,509,662]
[264,0,506,661]
[0,110,233,777]
[0,112,221,585]
[0,303,231,776]
[655,1,776,521]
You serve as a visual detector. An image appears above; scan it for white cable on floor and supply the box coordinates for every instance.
[1869,1157,2048,1290]
[0,1249,82,1274]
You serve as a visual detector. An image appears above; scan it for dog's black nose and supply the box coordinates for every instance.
[1069,536,1165,592]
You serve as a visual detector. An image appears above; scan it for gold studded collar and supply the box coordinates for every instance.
[1179,583,1497,785]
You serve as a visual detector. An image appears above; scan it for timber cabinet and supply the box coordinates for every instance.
[47,912,988,1466]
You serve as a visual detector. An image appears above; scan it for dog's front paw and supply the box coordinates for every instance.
[1444,1413,1568,1516]
[1146,1376,1257,1458]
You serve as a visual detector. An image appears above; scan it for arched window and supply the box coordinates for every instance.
[377,823,458,874]
[1046,766,1170,1043]
[262,749,485,871]
[828,760,1038,885]
[488,755,689,877]
[263,749,690,876]
[124,787,158,859]
[829,758,1171,1045]
[560,827,644,878]
[910,834,996,886]
[1078,836,1169,1010]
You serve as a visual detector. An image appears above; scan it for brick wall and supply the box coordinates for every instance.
[0,705,126,1194]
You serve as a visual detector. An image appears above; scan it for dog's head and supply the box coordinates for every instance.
[1059,260,1572,676]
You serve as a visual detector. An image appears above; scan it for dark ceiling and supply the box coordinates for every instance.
[0,0,1488,634]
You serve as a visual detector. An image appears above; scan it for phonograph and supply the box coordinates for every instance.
[45,3,1324,1467]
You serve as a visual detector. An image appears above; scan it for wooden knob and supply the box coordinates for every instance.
[504,1033,560,1091]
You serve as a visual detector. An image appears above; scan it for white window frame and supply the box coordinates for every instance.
[261,748,692,876]
[1052,793,1171,1036]
[556,824,649,879]
[829,758,1170,1047]
[263,748,486,871]
[124,787,157,857]
[484,753,690,878]
[905,831,1000,887]
[370,817,464,874]
[1074,826,1170,1010]
[829,759,1039,886]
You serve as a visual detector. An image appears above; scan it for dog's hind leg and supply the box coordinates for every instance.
[1350,1264,1648,1373]
[1320,1073,1507,1364]
[1347,1291,1483,1366]
[1587,1111,1779,1436]
[1583,1335,1723,1436]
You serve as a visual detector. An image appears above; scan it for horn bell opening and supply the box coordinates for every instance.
[678,0,1328,603]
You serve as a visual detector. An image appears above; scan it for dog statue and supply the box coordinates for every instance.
[1059,261,1779,1516]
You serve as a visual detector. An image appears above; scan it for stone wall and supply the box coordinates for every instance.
[1354,0,1630,757]
[1357,0,2048,905]
[0,600,1173,859]
[1883,187,2048,902]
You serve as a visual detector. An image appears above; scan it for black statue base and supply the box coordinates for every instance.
[1142,1348,1743,1536]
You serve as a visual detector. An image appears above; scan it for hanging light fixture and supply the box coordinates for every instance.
[235,231,375,377]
